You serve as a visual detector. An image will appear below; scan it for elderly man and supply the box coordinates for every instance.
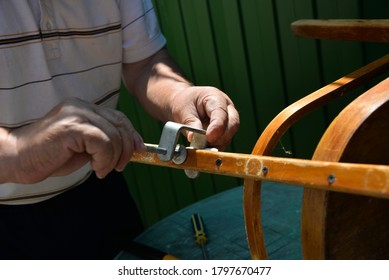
[0,0,239,259]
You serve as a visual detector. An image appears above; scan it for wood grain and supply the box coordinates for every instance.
[292,19,389,42]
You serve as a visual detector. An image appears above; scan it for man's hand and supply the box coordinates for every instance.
[122,48,240,151]
[169,86,240,150]
[1,98,144,184]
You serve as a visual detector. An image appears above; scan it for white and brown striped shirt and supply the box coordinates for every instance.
[0,0,166,204]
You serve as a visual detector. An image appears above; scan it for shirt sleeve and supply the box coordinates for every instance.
[119,0,167,63]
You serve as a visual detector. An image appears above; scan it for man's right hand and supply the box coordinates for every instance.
[0,98,144,184]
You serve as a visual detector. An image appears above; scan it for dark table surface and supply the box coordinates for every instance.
[117,182,303,260]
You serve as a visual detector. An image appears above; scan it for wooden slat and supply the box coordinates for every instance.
[292,19,389,43]
[131,149,389,199]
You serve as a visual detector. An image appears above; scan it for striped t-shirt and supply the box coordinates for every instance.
[0,0,166,204]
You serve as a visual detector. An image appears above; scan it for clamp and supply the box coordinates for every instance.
[144,121,208,178]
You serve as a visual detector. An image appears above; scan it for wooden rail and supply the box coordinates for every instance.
[131,149,389,199]
[292,19,389,42]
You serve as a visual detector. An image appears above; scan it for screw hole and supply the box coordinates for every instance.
[328,174,336,184]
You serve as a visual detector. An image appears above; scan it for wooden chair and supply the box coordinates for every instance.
[244,20,389,259]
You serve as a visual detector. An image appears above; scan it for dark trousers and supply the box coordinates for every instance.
[0,171,144,260]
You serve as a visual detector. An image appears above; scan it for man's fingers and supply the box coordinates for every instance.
[94,108,140,171]
[63,108,134,178]
[200,94,239,149]
[215,103,240,150]
[172,87,239,149]
[177,107,204,142]
[65,123,118,179]
[68,100,144,174]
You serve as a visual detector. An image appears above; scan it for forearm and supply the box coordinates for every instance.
[0,127,17,183]
[122,48,192,122]
[122,48,240,149]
